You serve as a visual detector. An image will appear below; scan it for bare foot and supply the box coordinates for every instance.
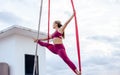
[77,71,81,75]
[75,69,81,75]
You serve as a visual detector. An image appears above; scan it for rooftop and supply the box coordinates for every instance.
[0,25,47,39]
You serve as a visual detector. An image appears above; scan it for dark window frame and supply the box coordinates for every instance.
[25,54,39,75]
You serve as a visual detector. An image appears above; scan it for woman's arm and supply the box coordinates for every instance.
[60,14,74,32]
[34,35,52,42]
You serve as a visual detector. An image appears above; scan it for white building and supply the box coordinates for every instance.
[0,25,46,75]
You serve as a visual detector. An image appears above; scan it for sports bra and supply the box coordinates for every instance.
[51,30,62,39]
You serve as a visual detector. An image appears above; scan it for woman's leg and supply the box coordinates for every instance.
[37,40,58,54]
[58,49,77,74]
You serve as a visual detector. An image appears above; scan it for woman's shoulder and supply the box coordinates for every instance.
[58,28,63,34]
[57,29,61,32]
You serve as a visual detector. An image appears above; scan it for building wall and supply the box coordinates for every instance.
[0,34,46,75]
[0,35,16,75]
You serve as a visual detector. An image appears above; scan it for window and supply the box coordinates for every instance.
[25,54,39,75]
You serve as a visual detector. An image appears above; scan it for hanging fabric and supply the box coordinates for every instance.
[70,0,82,72]
[33,0,44,75]
[48,0,50,43]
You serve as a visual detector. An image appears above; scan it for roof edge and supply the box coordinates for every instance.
[0,25,47,39]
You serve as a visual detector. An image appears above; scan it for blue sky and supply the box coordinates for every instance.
[0,0,120,75]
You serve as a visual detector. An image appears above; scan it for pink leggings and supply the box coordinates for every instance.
[37,40,77,73]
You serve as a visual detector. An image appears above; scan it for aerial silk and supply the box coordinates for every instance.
[47,0,82,73]
[70,0,82,72]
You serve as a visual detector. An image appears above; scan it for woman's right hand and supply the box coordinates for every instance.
[33,38,39,43]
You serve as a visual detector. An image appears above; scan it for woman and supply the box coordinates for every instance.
[34,14,81,75]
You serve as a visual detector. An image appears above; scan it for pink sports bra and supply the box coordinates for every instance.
[51,30,62,39]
